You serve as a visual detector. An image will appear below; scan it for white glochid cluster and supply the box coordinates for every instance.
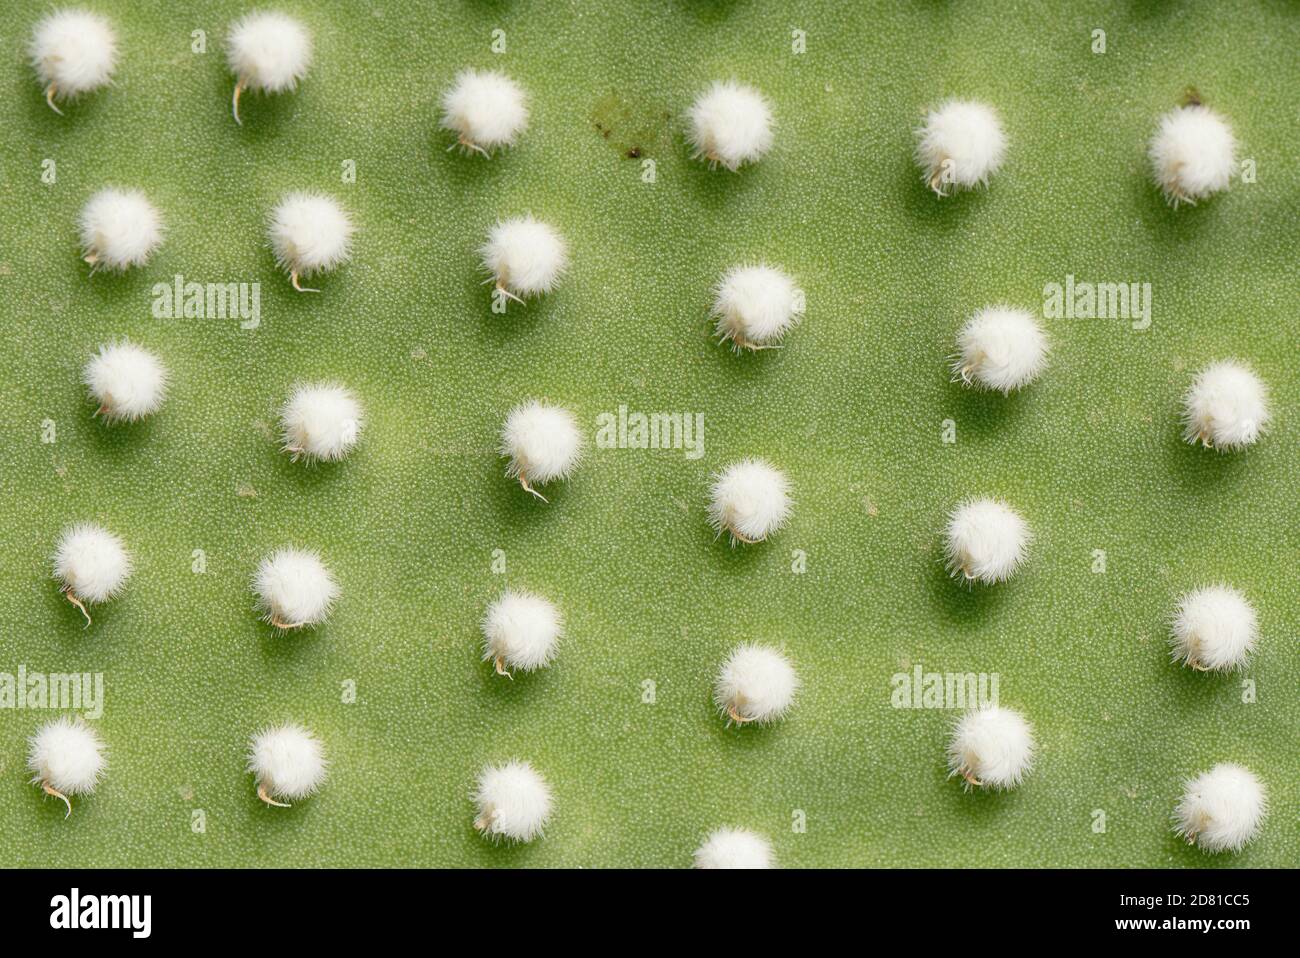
[268,192,355,292]
[474,759,553,843]
[1149,104,1237,207]
[714,643,799,725]
[53,522,131,626]
[708,459,792,545]
[1182,360,1269,451]
[441,69,529,156]
[29,9,117,114]
[79,188,165,272]
[693,827,775,869]
[247,722,327,807]
[83,340,168,424]
[253,547,339,630]
[280,382,363,463]
[954,306,1049,394]
[944,497,1030,585]
[226,11,312,124]
[27,716,107,817]
[948,705,1035,790]
[1171,585,1258,673]
[480,215,567,305]
[712,264,805,351]
[916,100,1007,196]
[482,589,562,677]
[686,80,774,172]
[500,400,582,500]
[1173,763,1266,853]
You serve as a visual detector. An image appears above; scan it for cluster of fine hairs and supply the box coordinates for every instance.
[27,10,1279,862]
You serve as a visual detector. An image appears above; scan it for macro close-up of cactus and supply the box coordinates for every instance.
[0,0,1296,875]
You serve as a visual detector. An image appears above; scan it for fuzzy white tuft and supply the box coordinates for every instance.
[1182,360,1269,451]
[474,759,552,843]
[916,100,1007,196]
[280,382,363,462]
[83,340,168,423]
[1171,585,1258,672]
[226,10,311,124]
[247,722,327,804]
[714,643,799,725]
[268,192,354,290]
[480,215,567,303]
[944,497,1030,584]
[226,11,311,92]
[27,717,104,817]
[708,459,792,544]
[79,188,165,272]
[712,265,805,351]
[441,69,528,156]
[1173,763,1266,853]
[482,589,562,676]
[686,81,774,172]
[253,547,338,629]
[948,705,1034,790]
[500,400,582,498]
[1149,105,1236,207]
[54,523,131,605]
[29,9,117,111]
[693,827,774,869]
[28,716,106,798]
[953,306,1048,394]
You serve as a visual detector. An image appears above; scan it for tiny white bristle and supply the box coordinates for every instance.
[482,589,562,676]
[500,400,582,497]
[29,9,117,109]
[1171,585,1258,672]
[686,81,774,172]
[253,547,339,630]
[953,306,1048,394]
[268,192,355,288]
[27,716,107,810]
[693,827,774,869]
[280,382,363,463]
[916,99,1007,196]
[480,215,567,302]
[712,265,805,351]
[708,458,792,544]
[248,722,327,804]
[441,69,528,156]
[1173,762,1266,853]
[83,340,168,423]
[944,497,1030,584]
[227,11,311,94]
[1182,360,1269,451]
[948,705,1035,790]
[714,643,799,725]
[1150,104,1236,207]
[53,522,131,605]
[474,759,552,843]
[79,188,165,272]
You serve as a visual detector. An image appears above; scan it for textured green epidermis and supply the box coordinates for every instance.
[0,1,1295,866]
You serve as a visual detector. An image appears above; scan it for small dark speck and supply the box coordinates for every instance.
[626,146,641,159]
